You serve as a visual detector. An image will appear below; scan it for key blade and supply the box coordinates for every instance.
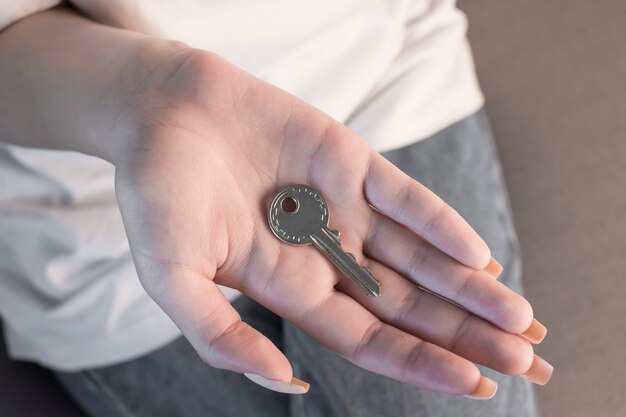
[311,228,381,297]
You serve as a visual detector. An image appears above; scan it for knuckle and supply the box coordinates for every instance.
[352,321,385,363]
[406,241,432,278]
[401,341,426,381]
[421,200,448,239]
[198,320,243,366]
[394,289,423,327]
[449,313,473,352]
[453,269,474,304]
[207,320,243,352]
[390,177,413,221]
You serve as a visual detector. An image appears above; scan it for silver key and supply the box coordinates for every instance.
[268,184,381,296]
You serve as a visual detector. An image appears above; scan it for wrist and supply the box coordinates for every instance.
[108,43,230,170]
[0,9,199,164]
[99,38,198,166]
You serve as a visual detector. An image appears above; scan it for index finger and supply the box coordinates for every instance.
[364,151,491,270]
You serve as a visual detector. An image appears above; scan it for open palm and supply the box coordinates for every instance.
[114,51,536,396]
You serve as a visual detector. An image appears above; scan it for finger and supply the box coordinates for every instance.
[251,252,491,396]
[141,264,306,393]
[335,258,535,376]
[294,290,489,395]
[364,151,491,269]
[364,211,534,333]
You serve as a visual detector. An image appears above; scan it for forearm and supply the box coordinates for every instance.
[0,7,188,163]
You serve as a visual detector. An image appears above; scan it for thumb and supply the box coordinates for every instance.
[143,266,309,394]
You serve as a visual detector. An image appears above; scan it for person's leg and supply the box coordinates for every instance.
[54,296,290,417]
[284,108,541,417]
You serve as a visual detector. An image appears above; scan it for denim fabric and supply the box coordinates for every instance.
[55,109,540,417]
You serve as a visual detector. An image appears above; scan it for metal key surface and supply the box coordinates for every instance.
[268,184,381,296]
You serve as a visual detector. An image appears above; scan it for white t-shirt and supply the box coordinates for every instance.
[0,0,483,370]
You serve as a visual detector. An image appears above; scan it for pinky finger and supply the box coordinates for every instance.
[283,288,498,398]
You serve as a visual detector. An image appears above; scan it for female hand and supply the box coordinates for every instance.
[112,46,545,397]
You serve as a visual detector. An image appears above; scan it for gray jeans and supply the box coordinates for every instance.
[54,109,541,417]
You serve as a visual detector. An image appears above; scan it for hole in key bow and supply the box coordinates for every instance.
[281,196,299,213]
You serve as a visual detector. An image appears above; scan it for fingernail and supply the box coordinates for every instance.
[464,376,498,400]
[521,354,554,385]
[520,318,547,344]
[482,257,503,279]
[244,373,310,394]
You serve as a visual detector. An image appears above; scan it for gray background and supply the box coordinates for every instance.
[458,0,626,416]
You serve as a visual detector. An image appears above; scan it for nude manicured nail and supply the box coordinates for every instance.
[464,376,498,400]
[520,318,547,344]
[244,373,310,394]
[482,257,503,279]
[521,354,554,385]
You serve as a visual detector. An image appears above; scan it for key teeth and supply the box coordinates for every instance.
[368,277,381,297]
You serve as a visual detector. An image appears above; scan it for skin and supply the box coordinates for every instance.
[0,8,536,396]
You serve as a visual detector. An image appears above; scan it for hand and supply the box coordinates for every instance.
[113,48,545,396]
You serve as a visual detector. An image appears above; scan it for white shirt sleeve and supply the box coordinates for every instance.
[0,0,61,31]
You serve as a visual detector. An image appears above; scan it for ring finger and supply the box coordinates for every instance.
[335,257,535,377]
[364,211,534,334]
